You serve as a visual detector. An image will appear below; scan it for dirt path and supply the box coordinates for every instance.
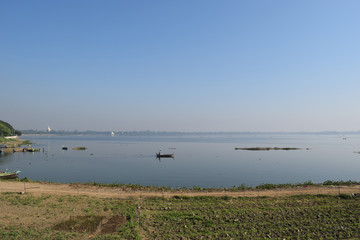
[1,181,360,199]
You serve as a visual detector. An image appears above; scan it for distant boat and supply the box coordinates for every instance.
[47,126,52,132]
[26,148,41,152]
[111,131,115,136]
[0,170,21,179]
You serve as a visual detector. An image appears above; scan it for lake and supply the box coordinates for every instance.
[1,133,360,188]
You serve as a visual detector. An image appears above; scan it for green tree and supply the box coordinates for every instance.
[0,123,11,137]
[0,120,16,137]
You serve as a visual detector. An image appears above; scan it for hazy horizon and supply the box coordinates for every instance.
[19,128,360,134]
[2,1,360,132]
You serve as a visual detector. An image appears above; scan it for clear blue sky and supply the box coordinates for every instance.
[1,1,360,132]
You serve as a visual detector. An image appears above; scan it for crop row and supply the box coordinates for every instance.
[139,195,360,239]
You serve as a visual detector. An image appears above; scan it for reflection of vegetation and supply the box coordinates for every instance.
[20,140,32,145]
[72,147,87,150]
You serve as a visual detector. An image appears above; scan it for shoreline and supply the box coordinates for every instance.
[0,137,32,153]
[0,137,29,146]
[1,180,359,199]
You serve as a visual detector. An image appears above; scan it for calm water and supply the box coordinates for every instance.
[1,133,360,188]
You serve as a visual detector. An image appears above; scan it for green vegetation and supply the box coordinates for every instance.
[0,120,21,137]
[323,180,360,186]
[72,147,87,150]
[0,137,32,147]
[0,192,360,239]
[84,181,173,191]
[141,194,360,239]
[255,180,315,190]
[20,139,32,145]
[0,138,32,150]
[7,178,360,192]
[85,180,360,192]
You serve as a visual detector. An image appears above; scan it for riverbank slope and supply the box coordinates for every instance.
[1,180,360,198]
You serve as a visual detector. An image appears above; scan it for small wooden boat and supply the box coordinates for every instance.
[13,148,25,152]
[156,152,174,158]
[0,170,21,179]
[26,148,41,152]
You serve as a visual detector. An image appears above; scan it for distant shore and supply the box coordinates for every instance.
[19,130,360,136]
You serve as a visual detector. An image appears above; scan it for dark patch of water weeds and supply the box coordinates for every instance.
[53,215,105,233]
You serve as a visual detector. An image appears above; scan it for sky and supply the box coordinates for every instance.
[1,1,360,132]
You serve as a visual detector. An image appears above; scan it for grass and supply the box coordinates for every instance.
[0,193,140,239]
[84,179,360,191]
[83,181,173,191]
[0,137,32,146]
[3,178,360,192]
[0,137,17,145]
[0,191,360,239]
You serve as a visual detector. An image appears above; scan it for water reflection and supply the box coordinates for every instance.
[0,152,13,165]
[0,133,360,188]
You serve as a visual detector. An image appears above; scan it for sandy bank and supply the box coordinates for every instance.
[1,181,359,199]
